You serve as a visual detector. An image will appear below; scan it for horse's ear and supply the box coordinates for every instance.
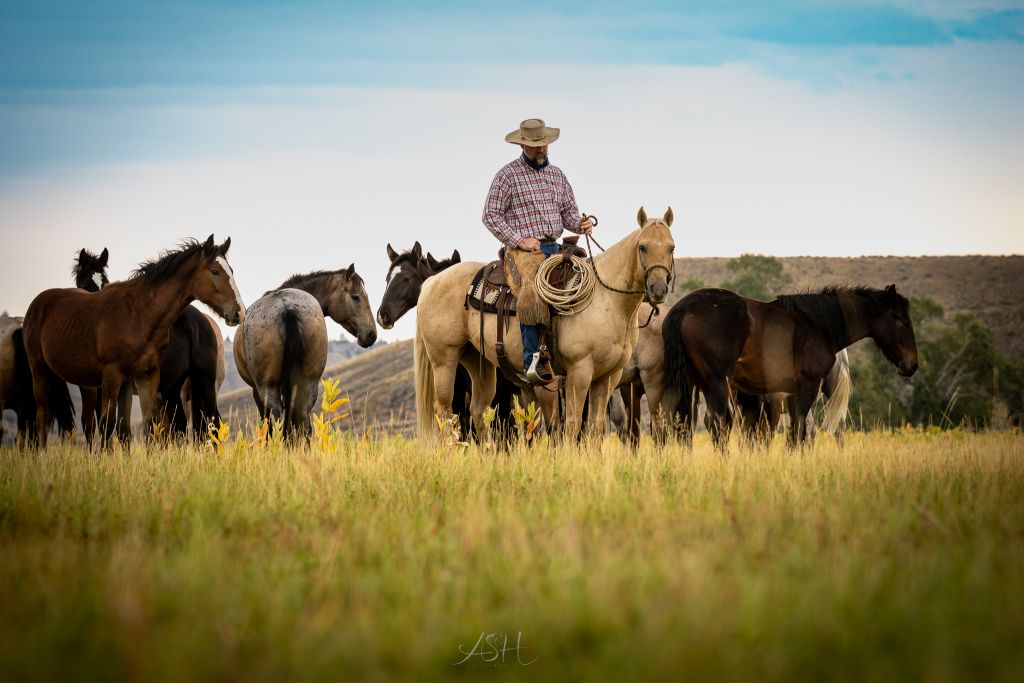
[79,248,88,262]
[886,283,897,294]
[218,237,231,256]
[451,249,461,264]
[346,263,355,279]
[663,207,674,227]
[99,248,109,267]
[203,234,216,253]
[386,243,399,263]
[637,207,648,228]
[412,241,423,260]
[426,253,441,272]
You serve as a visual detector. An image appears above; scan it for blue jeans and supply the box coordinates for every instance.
[521,241,561,370]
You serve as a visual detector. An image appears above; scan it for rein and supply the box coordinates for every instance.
[581,214,672,329]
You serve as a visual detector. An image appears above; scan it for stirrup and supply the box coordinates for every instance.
[525,352,554,384]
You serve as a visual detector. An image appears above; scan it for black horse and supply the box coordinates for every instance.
[662,284,918,448]
[73,249,224,440]
[377,241,518,440]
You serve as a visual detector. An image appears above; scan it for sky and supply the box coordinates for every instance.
[1,1,1022,343]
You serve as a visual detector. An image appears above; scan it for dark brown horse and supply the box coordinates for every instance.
[377,241,519,440]
[22,236,245,447]
[662,285,918,448]
[73,250,225,440]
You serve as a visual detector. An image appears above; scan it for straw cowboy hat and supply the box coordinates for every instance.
[505,118,560,147]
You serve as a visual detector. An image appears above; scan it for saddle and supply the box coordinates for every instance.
[464,237,587,385]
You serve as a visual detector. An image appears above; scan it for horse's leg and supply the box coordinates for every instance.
[733,392,761,450]
[116,383,134,445]
[429,352,461,433]
[98,371,125,448]
[262,385,284,435]
[80,387,98,449]
[190,375,220,442]
[586,370,621,440]
[786,384,819,448]
[29,364,52,449]
[290,379,319,440]
[465,359,497,440]
[134,370,163,444]
[643,370,668,447]
[619,383,642,449]
[562,363,594,442]
[703,378,734,451]
[251,388,266,420]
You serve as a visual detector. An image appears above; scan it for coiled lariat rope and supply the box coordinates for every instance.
[536,254,597,315]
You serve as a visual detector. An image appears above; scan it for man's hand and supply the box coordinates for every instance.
[518,237,541,252]
[579,216,594,235]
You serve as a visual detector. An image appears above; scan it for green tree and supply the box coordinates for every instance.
[848,295,1024,429]
[720,254,792,300]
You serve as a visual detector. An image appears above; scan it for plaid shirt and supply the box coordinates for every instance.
[482,155,582,248]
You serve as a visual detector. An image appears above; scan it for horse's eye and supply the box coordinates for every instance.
[211,269,220,276]
[639,245,647,253]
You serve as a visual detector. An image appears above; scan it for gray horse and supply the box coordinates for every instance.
[234,265,377,438]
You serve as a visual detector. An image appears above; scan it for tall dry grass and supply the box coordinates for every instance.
[1,429,1022,681]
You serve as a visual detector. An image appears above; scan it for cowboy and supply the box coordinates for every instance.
[482,118,595,383]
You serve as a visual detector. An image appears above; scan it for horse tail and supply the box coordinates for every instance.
[414,314,436,438]
[281,308,305,431]
[661,304,694,432]
[821,350,852,435]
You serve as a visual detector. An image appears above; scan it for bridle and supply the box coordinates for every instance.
[581,214,675,328]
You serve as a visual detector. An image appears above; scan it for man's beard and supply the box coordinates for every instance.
[534,151,547,164]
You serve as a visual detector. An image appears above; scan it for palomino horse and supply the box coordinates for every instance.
[416,207,675,440]
[22,236,245,447]
[662,285,918,448]
[74,247,228,439]
[234,264,376,438]
[377,241,523,440]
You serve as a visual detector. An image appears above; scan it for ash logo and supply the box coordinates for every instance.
[453,631,538,667]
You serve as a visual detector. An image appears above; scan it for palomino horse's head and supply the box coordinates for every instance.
[635,207,676,305]
[327,263,378,347]
[73,247,109,292]
[866,284,919,377]
[192,235,246,326]
[377,242,461,329]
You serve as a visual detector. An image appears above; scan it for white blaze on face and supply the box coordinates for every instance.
[216,256,246,317]
[92,272,104,290]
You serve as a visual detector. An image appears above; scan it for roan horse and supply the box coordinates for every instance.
[416,207,675,440]
[662,285,918,448]
[22,236,245,447]
[234,264,377,439]
[73,246,227,439]
[377,241,519,440]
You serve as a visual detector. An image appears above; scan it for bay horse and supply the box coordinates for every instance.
[234,264,376,439]
[73,248,228,440]
[662,285,918,448]
[416,207,675,441]
[377,241,520,440]
[22,236,245,447]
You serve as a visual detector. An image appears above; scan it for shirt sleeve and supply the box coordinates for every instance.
[560,173,583,234]
[482,170,521,248]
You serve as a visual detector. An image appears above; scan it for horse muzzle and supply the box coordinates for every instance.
[357,328,378,348]
[899,360,918,377]
[646,281,669,305]
[225,305,245,326]
[376,309,394,330]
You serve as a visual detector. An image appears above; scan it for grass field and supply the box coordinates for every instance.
[1,430,1022,682]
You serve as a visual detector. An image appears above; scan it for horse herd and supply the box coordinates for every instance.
[0,208,919,451]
